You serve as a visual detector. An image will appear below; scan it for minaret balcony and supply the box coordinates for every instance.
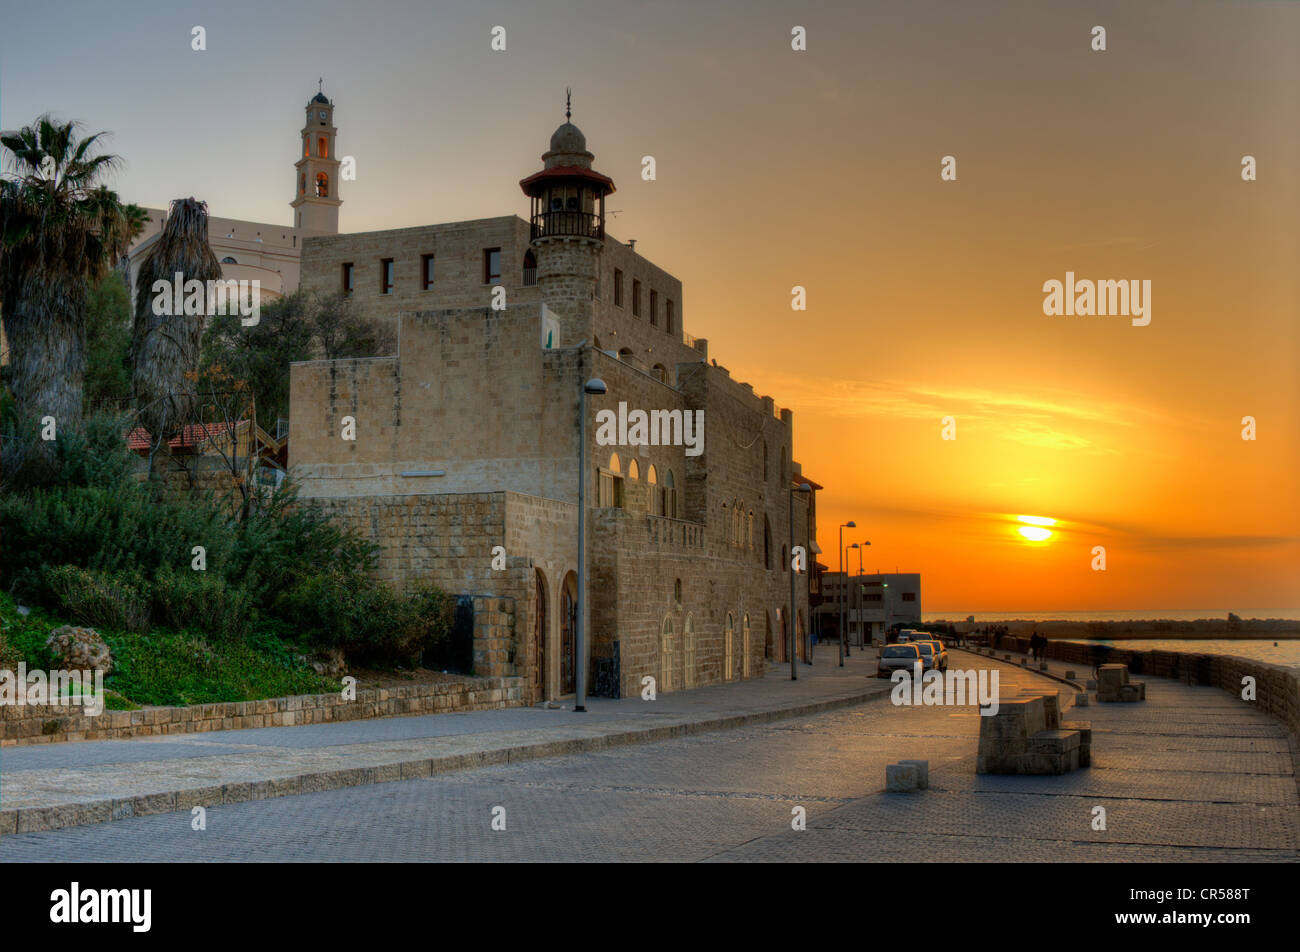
[530,209,604,241]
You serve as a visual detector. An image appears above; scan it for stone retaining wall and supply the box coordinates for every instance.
[0,676,525,747]
[989,635,1300,737]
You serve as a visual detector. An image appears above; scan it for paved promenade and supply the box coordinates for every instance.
[0,647,893,835]
[1,646,1296,860]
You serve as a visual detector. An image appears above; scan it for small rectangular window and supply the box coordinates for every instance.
[342,262,354,295]
[902,592,917,602]
[650,290,658,326]
[381,258,394,294]
[632,279,641,317]
[484,248,501,284]
[421,254,435,290]
[666,299,675,334]
[614,269,624,307]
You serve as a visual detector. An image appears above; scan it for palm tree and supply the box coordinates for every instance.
[0,115,142,484]
[131,197,220,447]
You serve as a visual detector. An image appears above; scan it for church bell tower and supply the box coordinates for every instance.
[291,82,342,236]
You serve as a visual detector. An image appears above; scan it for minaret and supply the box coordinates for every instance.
[291,81,342,236]
[519,91,615,347]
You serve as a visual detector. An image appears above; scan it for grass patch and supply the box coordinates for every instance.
[0,591,337,707]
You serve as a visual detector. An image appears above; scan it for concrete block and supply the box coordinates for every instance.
[886,763,920,792]
[1065,670,1077,680]
[899,759,930,789]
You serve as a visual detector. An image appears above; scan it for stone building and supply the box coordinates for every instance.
[288,103,820,702]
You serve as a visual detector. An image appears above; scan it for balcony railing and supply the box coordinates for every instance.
[530,210,603,241]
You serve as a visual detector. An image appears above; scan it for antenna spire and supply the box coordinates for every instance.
[565,87,572,121]
[318,77,324,94]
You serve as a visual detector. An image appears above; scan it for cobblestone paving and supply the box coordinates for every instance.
[2,651,1295,861]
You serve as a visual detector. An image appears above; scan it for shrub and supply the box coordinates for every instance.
[44,565,151,633]
[152,563,254,640]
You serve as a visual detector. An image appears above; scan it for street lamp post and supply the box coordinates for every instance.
[848,543,860,652]
[575,376,607,713]
[856,541,866,647]
[838,521,855,667]
[790,483,812,680]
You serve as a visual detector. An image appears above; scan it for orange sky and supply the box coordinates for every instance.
[3,0,1296,612]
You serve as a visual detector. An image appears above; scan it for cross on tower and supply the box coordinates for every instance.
[318,78,324,94]
[565,88,572,121]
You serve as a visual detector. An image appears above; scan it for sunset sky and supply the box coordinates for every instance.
[2,0,1296,614]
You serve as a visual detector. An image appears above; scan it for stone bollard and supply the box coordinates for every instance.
[1065,670,1077,680]
[1086,679,1098,691]
[899,759,930,789]
[1039,662,1049,671]
[1075,692,1090,707]
[1003,654,1012,661]
[886,763,921,792]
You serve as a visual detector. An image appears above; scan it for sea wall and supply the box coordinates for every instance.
[986,635,1300,739]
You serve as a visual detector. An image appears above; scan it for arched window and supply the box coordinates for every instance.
[782,544,789,573]
[599,453,624,508]
[663,470,676,519]
[748,511,754,550]
[660,615,675,693]
[303,135,309,158]
[652,363,668,384]
[617,347,634,362]
[221,256,237,265]
[764,517,772,570]
[763,440,769,481]
[674,578,682,604]
[298,173,306,196]
[732,500,743,545]
[522,249,537,286]
[317,136,328,158]
[647,465,661,515]
[315,172,329,198]
[780,445,788,484]
[627,459,639,481]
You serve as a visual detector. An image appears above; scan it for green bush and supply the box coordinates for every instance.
[152,563,254,640]
[44,564,151,632]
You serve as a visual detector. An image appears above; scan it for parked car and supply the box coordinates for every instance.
[911,640,939,672]
[877,643,923,678]
[917,639,948,671]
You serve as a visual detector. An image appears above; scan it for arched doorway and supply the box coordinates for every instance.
[532,569,548,699]
[660,615,675,693]
[797,610,807,663]
[777,608,788,663]
[560,572,577,695]
[724,613,735,681]
[742,613,752,679]
[764,610,774,660]
[684,615,696,688]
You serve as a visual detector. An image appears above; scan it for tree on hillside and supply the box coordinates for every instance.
[131,197,220,452]
[201,290,391,432]
[0,115,144,485]
[84,274,133,411]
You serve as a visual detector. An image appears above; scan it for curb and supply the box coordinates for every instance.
[0,682,894,838]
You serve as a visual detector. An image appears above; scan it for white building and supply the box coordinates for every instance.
[816,572,921,646]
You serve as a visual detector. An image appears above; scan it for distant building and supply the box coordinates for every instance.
[126,88,343,304]
[816,572,921,645]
